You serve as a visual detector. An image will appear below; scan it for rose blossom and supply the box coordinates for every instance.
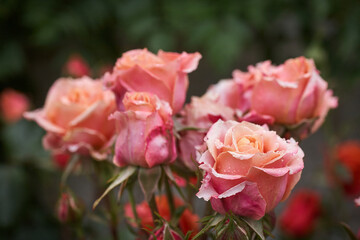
[124,195,199,237]
[103,48,201,113]
[0,89,29,123]
[197,120,304,220]
[24,77,116,159]
[203,63,276,126]
[279,189,321,237]
[112,92,176,168]
[250,57,338,132]
[179,96,235,170]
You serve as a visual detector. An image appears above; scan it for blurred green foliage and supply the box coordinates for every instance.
[0,0,359,239]
[1,0,360,98]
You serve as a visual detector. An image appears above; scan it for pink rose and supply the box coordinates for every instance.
[103,48,202,113]
[24,77,116,159]
[203,79,249,112]
[197,120,304,220]
[250,57,338,131]
[0,89,29,123]
[203,64,275,126]
[179,96,235,170]
[112,92,176,168]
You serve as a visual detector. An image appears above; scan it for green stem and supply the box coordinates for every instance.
[127,186,141,228]
[106,195,118,240]
[164,173,175,217]
[148,194,159,224]
[61,154,80,188]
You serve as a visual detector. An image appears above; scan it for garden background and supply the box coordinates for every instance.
[0,0,359,239]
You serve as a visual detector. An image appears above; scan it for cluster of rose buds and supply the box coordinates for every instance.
[24,48,339,239]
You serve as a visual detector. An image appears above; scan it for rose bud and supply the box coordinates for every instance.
[124,195,199,237]
[103,48,201,113]
[0,89,29,123]
[57,192,81,223]
[112,92,176,168]
[197,120,304,220]
[279,190,321,238]
[149,226,182,240]
[249,57,337,135]
[64,54,90,77]
[24,77,116,160]
[179,96,235,170]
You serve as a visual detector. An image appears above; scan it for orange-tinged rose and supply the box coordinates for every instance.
[197,120,304,220]
[250,57,338,132]
[24,77,116,159]
[112,92,176,168]
[103,48,201,113]
[179,96,235,170]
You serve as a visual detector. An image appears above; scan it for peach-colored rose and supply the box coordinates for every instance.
[203,79,249,112]
[24,77,116,159]
[179,96,235,170]
[250,57,338,132]
[0,89,29,123]
[112,92,176,168]
[124,195,199,238]
[203,65,275,126]
[197,120,304,220]
[103,48,201,113]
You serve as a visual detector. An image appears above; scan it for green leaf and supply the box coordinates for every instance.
[192,215,224,240]
[340,222,358,240]
[93,166,137,209]
[242,217,265,240]
[138,166,161,202]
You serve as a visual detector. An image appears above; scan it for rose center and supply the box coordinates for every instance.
[236,136,263,154]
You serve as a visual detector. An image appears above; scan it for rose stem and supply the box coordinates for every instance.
[164,172,175,217]
[127,185,141,229]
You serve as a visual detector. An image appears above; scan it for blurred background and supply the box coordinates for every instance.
[1,0,359,239]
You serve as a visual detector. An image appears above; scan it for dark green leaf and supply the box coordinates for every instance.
[242,217,265,240]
